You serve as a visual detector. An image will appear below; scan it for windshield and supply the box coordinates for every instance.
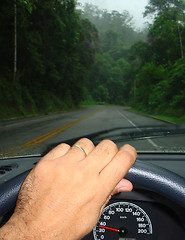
[0,0,185,158]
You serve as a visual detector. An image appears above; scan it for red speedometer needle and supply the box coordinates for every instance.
[99,225,120,233]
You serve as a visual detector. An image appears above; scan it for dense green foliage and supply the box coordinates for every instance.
[0,0,185,119]
[81,0,185,117]
[131,0,185,116]
[80,3,148,105]
[0,0,99,118]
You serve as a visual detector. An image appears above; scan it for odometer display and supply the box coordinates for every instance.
[93,202,153,240]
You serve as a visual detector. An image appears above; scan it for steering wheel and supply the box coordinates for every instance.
[0,161,185,217]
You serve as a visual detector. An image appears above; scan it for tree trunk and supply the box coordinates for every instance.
[177,23,184,58]
[13,2,17,83]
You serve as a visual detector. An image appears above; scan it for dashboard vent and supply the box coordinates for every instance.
[0,166,14,175]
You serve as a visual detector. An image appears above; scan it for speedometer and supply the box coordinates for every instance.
[93,202,153,240]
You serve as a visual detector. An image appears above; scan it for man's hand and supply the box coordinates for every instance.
[0,138,137,240]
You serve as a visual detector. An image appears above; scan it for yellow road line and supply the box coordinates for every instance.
[21,110,101,147]
[1,109,103,157]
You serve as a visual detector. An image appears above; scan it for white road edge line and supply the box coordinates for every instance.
[147,139,159,148]
[118,111,142,132]
[118,110,159,149]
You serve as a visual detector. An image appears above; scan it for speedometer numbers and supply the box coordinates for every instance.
[93,202,153,240]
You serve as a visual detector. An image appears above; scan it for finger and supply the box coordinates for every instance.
[99,178,134,216]
[67,138,95,161]
[41,143,70,161]
[86,139,118,171]
[99,179,133,213]
[112,179,133,195]
[99,144,136,195]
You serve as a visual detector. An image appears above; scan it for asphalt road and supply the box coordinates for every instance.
[0,106,185,157]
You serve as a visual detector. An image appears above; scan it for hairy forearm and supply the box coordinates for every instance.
[0,222,22,240]
[0,215,31,240]
[0,216,70,240]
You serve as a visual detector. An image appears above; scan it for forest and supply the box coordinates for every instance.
[0,0,185,120]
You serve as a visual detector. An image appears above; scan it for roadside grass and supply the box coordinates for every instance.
[0,99,108,121]
[0,100,71,120]
[150,115,185,124]
[0,105,22,120]
[130,108,185,124]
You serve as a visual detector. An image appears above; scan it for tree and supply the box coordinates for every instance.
[144,0,185,17]
[136,62,169,111]
[144,0,185,58]
[168,58,185,111]
[147,12,184,63]
[80,3,145,51]
[0,0,101,118]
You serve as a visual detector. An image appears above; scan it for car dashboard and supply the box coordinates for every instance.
[83,189,185,239]
[0,153,185,239]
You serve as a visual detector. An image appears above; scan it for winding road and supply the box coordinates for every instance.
[0,106,184,157]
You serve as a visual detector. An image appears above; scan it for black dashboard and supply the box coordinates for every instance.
[0,153,185,239]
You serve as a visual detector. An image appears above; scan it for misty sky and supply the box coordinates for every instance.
[78,0,150,28]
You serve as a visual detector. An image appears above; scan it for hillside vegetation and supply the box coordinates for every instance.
[0,0,185,120]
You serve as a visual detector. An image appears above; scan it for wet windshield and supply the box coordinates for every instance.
[0,0,185,157]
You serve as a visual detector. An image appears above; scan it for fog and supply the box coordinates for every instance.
[78,0,149,28]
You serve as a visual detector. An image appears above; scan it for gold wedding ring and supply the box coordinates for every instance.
[74,144,87,157]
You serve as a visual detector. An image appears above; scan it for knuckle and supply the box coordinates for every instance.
[122,150,135,166]
[57,143,70,149]
[78,138,94,146]
[121,144,137,159]
[101,139,118,151]
[49,142,70,154]
[36,158,53,172]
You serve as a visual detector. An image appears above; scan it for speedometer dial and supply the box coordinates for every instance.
[93,202,153,240]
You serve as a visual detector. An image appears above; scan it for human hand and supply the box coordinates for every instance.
[1,138,137,240]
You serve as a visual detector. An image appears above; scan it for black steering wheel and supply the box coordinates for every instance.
[0,161,185,217]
